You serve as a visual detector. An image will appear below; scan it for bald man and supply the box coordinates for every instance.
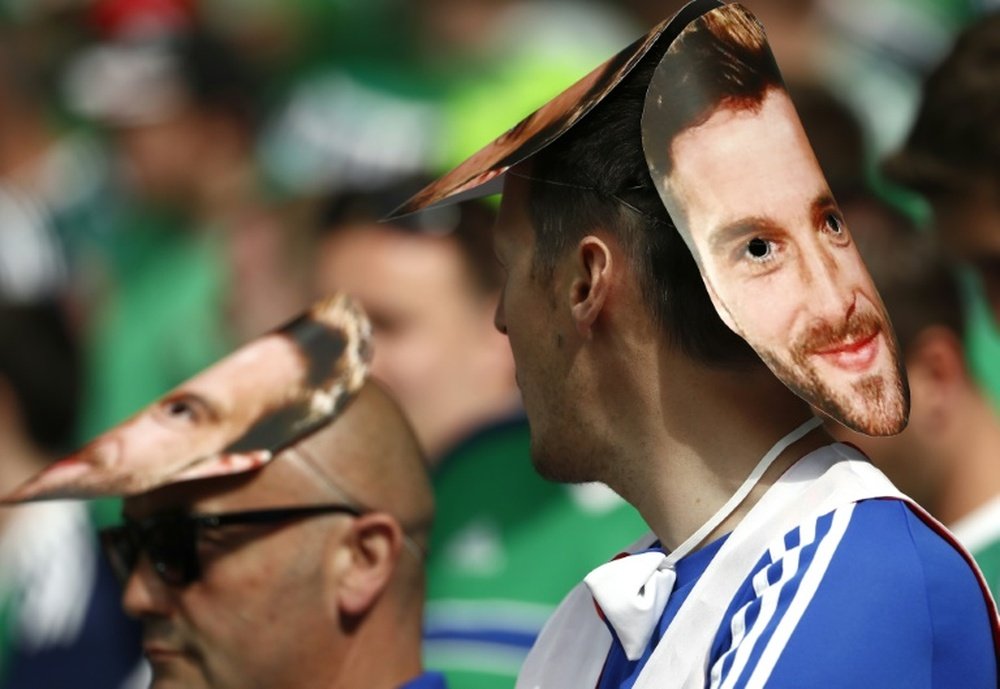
[3,296,445,689]
[115,382,437,689]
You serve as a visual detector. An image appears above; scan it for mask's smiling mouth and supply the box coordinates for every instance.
[811,328,881,373]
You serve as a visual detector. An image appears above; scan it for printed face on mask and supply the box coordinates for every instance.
[660,89,908,435]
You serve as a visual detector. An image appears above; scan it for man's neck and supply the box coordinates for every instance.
[599,350,827,552]
[329,613,424,689]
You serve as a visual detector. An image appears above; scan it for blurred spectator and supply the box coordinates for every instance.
[0,32,67,303]
[788,82,869,201]
[317,190,516,460]
[314,182,647,688]
[0,302,144,689]
[814,0,975,154]
[0,25,115,305]
[60,27,310,439]
[791,67,1000,598]
[883,13,1000,409]
[826,223,1000,600]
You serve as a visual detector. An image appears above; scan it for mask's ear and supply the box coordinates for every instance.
[569,235,614,339]
[328,513,404,619]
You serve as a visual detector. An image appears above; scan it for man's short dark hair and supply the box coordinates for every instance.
[319,179,501,295]
[526,4,779,367]
[174,29,260,131]
[883,12,1000,199]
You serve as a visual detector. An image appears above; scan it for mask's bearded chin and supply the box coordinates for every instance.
[760,327,906,437]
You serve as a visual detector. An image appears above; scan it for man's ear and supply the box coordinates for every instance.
[907,326,967,410]
[331,513,403,618]
[570,236,613,338]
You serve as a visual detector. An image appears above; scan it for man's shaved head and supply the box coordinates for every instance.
[290,380,434,546]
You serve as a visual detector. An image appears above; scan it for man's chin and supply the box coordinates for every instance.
[530,443,575,483]
[529,441,602,484]
[147,656,210,689]
[150,674,204,689]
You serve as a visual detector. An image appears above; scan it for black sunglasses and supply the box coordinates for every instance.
[100,504,363,587]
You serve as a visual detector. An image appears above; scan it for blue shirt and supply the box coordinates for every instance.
[1,514,142,689]
[598,499,997,689]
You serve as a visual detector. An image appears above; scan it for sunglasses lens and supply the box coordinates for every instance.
[145,518,200,586]
[100,526,138,586]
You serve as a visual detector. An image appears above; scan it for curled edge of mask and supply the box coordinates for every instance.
[2,293,372,503]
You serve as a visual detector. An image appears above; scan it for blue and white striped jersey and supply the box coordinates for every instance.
[598,498,997,689]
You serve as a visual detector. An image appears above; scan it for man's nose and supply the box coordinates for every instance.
[122,555,173,619]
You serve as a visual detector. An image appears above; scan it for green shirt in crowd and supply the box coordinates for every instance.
[423,418,647,689]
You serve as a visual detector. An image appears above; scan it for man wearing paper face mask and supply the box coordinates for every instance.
[643,9,907,438]
[111,384,438,689]
[394,1,998,687]
[2,296,445,689]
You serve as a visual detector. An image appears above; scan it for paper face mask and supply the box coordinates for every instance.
[392,0,908,436]
[2,294,372,503]
[640,3,908,435]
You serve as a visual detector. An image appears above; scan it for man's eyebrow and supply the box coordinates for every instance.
[708,216,784,255]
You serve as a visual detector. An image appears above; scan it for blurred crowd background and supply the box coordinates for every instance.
[1,0,999,688]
